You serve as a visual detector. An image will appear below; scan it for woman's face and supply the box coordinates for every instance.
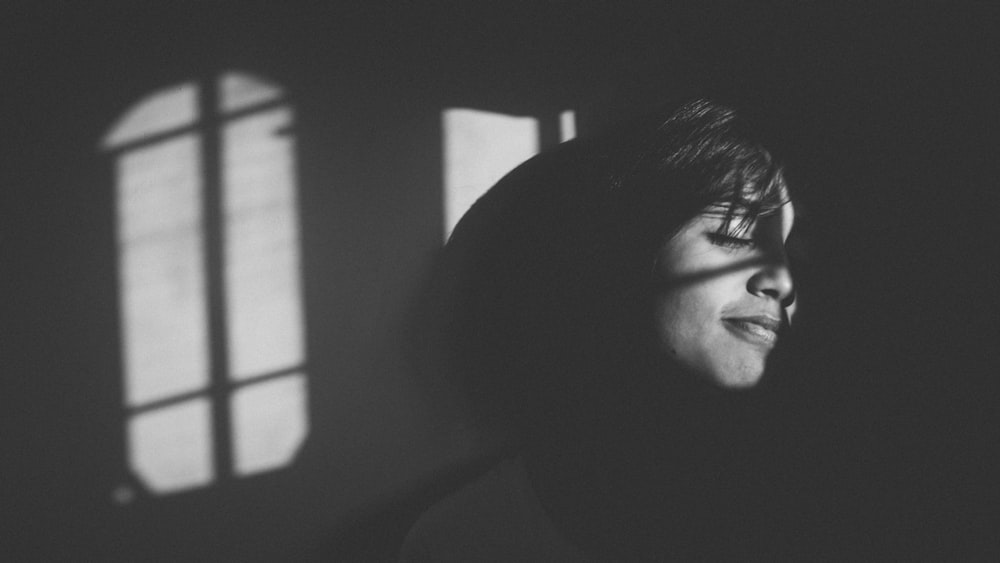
[652,199,796,388]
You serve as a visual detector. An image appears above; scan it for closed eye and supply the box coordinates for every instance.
[707,233,756,250]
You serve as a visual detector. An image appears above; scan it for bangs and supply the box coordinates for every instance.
[703,155,790,236]
[613,98,793,240]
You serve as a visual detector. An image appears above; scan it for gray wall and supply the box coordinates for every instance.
[4,3,996,560]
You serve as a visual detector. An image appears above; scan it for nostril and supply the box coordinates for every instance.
[781,289,796,308]
[748,261,795,303]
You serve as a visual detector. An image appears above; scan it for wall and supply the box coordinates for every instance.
[4,3,997,560]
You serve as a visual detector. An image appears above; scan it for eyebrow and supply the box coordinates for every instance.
[699,208,755,237]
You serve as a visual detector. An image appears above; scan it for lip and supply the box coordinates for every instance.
[722,315,785,348]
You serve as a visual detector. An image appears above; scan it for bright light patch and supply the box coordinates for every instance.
[103,83,198,148]
[128,399,214,493]
[442,108,539,240]
[108,72,309,497]
[222,108,304,381]
[117,135,209,407]
[231,374,308,476]
[560,109,576,142]
[218,72,284,114]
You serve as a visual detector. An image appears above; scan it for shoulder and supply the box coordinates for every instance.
[398,455,587,563]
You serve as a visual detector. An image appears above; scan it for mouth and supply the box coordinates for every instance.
[722,315,784,348]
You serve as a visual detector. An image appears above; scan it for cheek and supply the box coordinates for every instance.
[653,286,718,354]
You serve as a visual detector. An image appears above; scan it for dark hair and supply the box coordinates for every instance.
[414,98,792,446]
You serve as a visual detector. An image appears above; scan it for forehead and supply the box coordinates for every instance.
[706,171,794,223]
[771,201,796,238]
[700,199,796,237]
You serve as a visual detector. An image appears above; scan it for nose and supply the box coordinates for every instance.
[747,251,796,307]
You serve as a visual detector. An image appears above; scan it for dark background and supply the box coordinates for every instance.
[3,2,997,560]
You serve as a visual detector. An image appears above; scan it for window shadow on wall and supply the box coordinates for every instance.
[103,72,308,499]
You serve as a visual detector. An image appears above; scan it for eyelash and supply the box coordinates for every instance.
[707,233,757,249]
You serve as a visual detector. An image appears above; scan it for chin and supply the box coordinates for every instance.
[717,374,763,389]
[707,360,766,389]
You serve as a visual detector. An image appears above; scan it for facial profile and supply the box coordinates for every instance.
[652,196,796,388]
[430,97,802,438]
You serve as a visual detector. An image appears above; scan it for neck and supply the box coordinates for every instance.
[522,366,760,559]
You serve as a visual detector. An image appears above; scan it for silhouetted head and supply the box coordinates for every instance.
[421,98,799,445]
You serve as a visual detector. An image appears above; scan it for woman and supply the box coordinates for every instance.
[402,98,803,561]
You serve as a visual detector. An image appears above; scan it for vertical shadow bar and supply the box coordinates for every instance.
[538,110,561,150]
[200,74,235,481]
